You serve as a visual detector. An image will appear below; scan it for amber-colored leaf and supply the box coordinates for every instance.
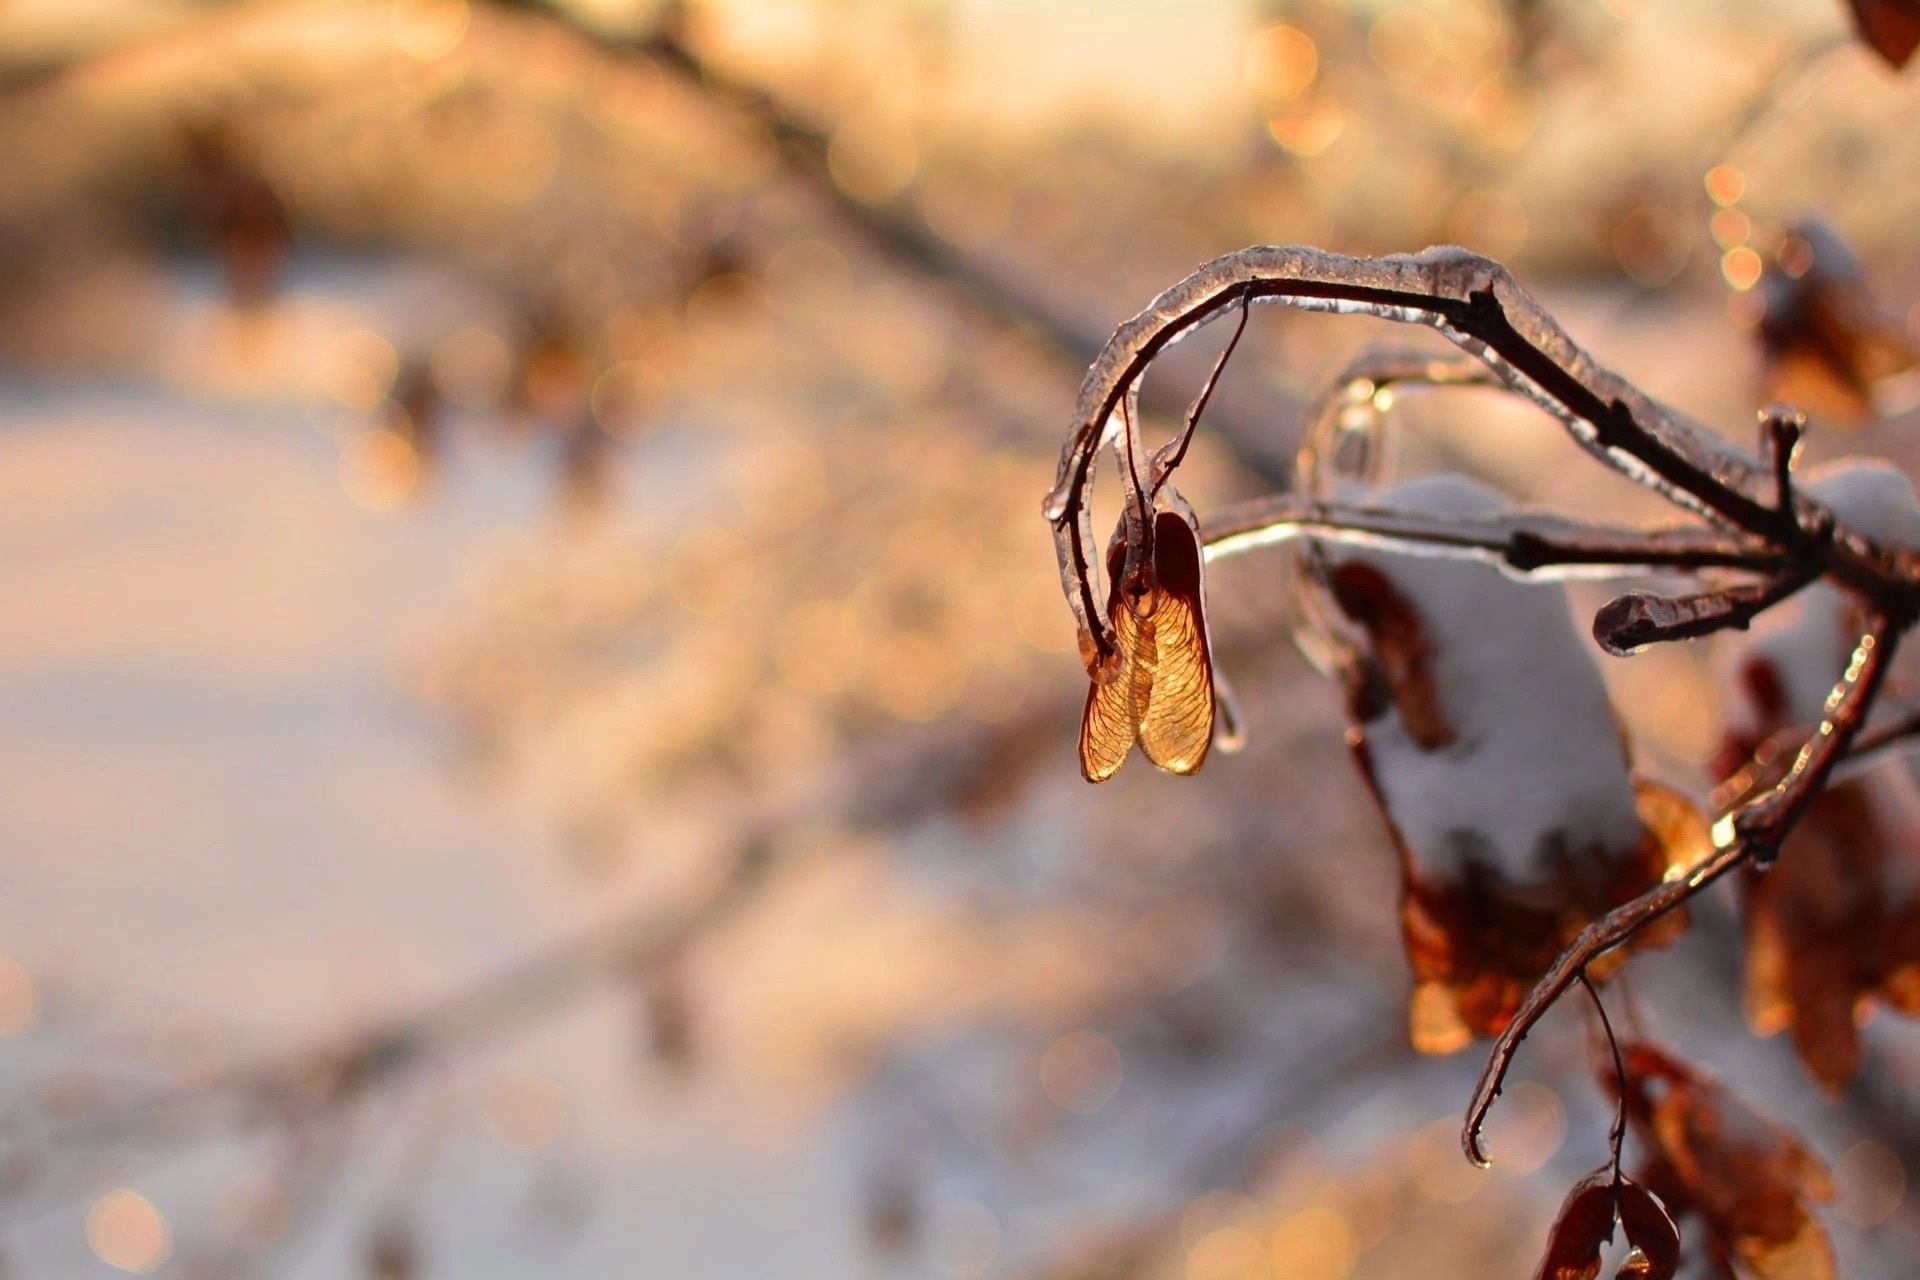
[1077,505,1217,782]
[1738,772,1920,1091]
[1847,0,1920,67]
[1613,1180,1682,1280]
[1632,779,1712,880]
[1622,1044,1835,1280]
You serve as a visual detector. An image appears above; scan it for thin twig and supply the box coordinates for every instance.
[1591,569,1815,655]
[1461,843,1748,1169]
[1202,494,1786,579]
[1577,970,1629,1199]
[1761,404,1805,514]
[1462,614,1900,1165]
[1151,296,1250,495]
[1732,617,1903,857]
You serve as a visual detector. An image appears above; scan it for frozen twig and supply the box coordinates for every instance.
[1461,614,1899,1165]
[1046,246,1920,675]
[1591,569,1815,655]
[1203,495,1785,579]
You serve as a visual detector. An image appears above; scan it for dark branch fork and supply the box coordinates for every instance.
[1046,245,1920,1169]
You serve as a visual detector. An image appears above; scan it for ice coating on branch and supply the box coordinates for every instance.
[1719,585,1859,750]
[1717,571,1920,1090]
[1307,472,1696,1053]
[1049,245,1790,674]
[1320,474,1645,883]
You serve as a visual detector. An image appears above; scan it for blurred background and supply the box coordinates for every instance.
[1,0,1919,1275]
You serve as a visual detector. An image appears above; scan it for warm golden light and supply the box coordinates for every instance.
[1721,245,1764,291]
[1187,1219,1262,1280]
[87,1190,171,1273]
[1266,102,1346,158]
[775,599,865,696]
[1369,6,1441,82]
[1245,24,1318,104]
[1446,187,1528,260]
[319,329,399,412]
[390,0,470,61]
[1704,163,1746,207]
[339,427,421,510]
[6,5,1914,1276]
[1710,207,1752,250]
[1268,1205,1357,1280]
[871,630,959,722]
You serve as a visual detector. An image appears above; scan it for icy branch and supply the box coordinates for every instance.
[1045,246,1920,673]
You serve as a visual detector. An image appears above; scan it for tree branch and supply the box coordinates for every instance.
[1046,246,1920,673]
[1461,613,1900,1165]
[1202,494,1786,580]
[498,1,1300,485]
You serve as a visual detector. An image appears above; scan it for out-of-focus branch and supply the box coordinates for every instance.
[0,834,774,1202]
[0,0,1299,480]
[486,0,1296,484]
[0,699,1075,1208]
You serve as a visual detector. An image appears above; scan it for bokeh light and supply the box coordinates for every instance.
[87,1191,171,1274]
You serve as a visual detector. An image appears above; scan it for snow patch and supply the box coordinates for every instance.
[1805,458,1920,554]
[1318,473,1644,886]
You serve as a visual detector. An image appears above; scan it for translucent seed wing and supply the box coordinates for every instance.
[1080,546,1154,783]
[1080,649,1142,781]
[1137,510,1215,775]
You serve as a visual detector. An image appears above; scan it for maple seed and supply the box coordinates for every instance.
[1533,1167,1679,1280]
[1079,504,1217,783]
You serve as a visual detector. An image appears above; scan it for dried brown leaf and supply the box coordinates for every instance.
[1622,1044,1836,1280]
